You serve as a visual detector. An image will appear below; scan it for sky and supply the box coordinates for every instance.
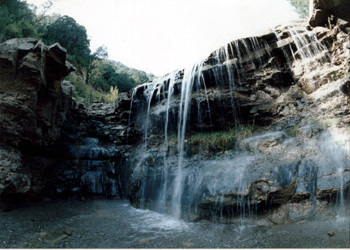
[26,0,299,76]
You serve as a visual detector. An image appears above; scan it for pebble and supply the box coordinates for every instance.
[138,239,149,245]
[328,231,335,237]
[63,230,72,236]
[182,241,194,247]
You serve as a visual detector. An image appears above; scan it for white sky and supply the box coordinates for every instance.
[27,0,299,76]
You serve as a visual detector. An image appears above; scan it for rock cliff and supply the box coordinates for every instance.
[125,7,350,223]
[0,38,131,205]
[0,38,73,201]
[0,1,350,225]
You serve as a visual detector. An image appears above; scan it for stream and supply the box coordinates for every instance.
[1,198,349,248]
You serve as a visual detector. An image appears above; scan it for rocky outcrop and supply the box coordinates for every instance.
[126,13,350,223]
[1,0,350,226]
[310,0,350,28]
[0,38,74,148]
[0,38,133,203]
[0,38,74,199]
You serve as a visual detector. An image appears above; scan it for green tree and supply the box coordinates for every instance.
[0,0,39,41]
[92,45,108,61]
[42,15,91,66]
[288,0,309,18]
[0,6,9,41]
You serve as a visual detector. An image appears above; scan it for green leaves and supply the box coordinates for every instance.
[1,0,154,106]
[42,15,91,67]
[0,0,38,41]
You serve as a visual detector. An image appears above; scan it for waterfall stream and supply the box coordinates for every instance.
[127,21,349,223]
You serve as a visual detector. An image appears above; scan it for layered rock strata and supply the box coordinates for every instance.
[0,1,350,225]
[126,12,350,223]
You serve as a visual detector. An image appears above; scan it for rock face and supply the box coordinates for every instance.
[310,0,350,27]
[0,38,73,199]
[1,0,350,226]
[0,39,132,203]
[125,10,350,223]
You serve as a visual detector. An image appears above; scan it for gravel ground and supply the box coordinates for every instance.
[0,199,350,248]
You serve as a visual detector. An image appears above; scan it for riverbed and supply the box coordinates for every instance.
[0,199,349,248]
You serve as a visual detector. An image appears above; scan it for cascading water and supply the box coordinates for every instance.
[127,20,349,223]
[274,21,331,92]
[172,61,206,219]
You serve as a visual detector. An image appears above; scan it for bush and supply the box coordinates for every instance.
[167,126,256,156]
[65,73,117,106]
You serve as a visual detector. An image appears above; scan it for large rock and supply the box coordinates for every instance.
[310,0,350,27]
[125,18,350,223]
[0,38,74,148]
[0,38,73,198]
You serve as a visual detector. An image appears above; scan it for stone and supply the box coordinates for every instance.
[182,241,194,247]
[268,205,287,224]
[312,0,350,22]
[63,230,72,236]
[267,179,298,205]
[61,80,75,97]
[328,231,335,237]
[309,9,329,27]
[114,92,131,110]
[0,145,31,196]
[1,1,350,227]
[138,239,150,245]
[339,77,350,96]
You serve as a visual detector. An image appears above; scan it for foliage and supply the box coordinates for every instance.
[288,0,309,18]
[0,0,39,41]
[0,0,154,106]
[92,45,108,60]
[66,73,109,106]
[42,15,91,66]
[106,86,119,103]
[186,126,256,155]
[111,61,156,87]
[168,126,256,156]
[89,59,154,93]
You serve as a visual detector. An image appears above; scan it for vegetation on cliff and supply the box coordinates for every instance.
[0,0,154,106]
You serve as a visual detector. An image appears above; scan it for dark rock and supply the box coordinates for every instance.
[114,92,131,111]
[309,9,329,27]
[339,77,350,96]
[267,178,298,205]
[312,0,350,22]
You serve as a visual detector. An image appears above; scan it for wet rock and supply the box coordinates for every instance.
[339,77,350,96]
[182,241,194,247]
[63,230,72,236]
[139,239,150,245]
[268,205,288,224]
[313,0,350,23]
[267,179,297,205]
[114,92,131,111]
[309,9,329,28]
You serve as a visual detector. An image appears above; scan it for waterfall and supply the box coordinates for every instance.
[127,20,347,223]
[274,22,331,92]
[172,61,205,219]
[156,71,177,213]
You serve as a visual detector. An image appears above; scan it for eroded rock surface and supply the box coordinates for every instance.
[1,1,350,226]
